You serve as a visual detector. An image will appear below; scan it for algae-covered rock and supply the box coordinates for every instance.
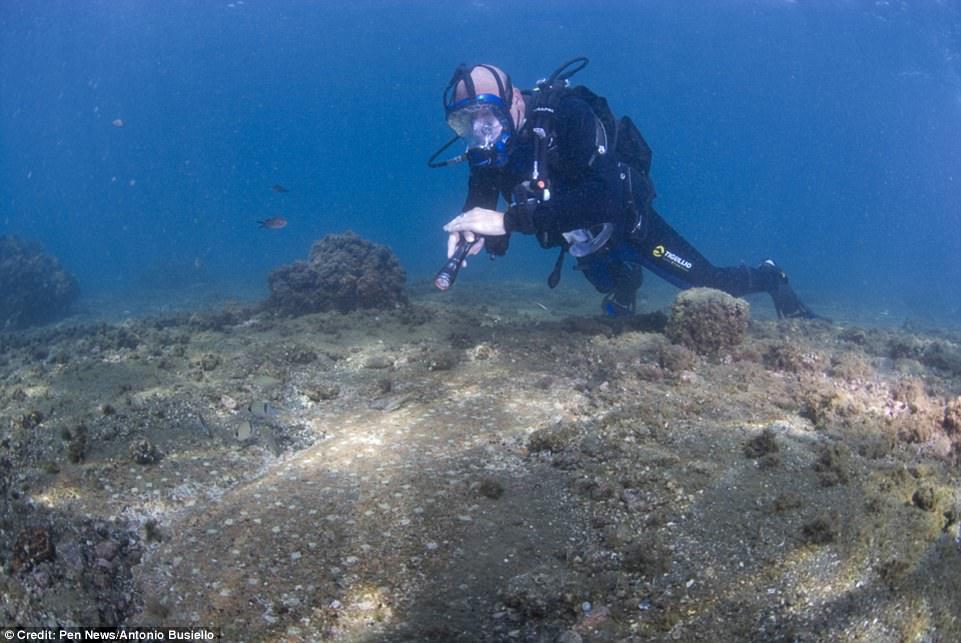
[11,527,55,573]
[266,231,406,315]
[744,428,780,460]
[503,565,585,618]
[528,421,579,453]
[943,396,961,435]
[665,288,749,354]
[0,235,79,330]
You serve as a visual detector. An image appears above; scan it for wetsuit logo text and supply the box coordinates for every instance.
[652,245,693,271]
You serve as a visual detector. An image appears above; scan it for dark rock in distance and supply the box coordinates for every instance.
[744,428,779,459]
[477,477,504,499]
[1,235,79,330]
[130,439,162,465]
[504,566,585,619]
[621,538,672,576]
[665,288,749,354]
[801,516,837,545]
[266,231,406,315]
[912,486,937,511]
[11,526,55,573]
[67,425,88,463]
[305,382,340,401]
[943,396,961,434]
[528,422,579,454]
[424,349,459,372]
[814,442,851,487]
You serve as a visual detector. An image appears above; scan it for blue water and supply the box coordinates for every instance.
[2,1,959,324]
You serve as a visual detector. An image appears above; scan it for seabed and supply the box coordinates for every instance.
[1,278,960,641]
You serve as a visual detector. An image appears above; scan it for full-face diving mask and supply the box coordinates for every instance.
[445,94,514,167]
[441,63,516,168]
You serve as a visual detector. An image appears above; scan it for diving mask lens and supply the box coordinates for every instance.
[445,94,513,150]
[469,110,504,149]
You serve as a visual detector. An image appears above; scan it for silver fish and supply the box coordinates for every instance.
[247,400,278,418]
[235,419,254,442]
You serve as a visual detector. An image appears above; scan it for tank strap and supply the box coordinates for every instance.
[621,162,643,238]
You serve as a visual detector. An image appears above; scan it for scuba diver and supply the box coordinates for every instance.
[432,58,818,319]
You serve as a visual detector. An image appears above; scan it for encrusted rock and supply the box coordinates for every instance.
[16,410,44,430]
[943,397,961,435]
[266,231,406,315]
[621,538,671,576]
[199,353,221,371]
[658,343,695,372]
[504,567,584,619]
[0,235,79,330]
[364,355,393,369]
[66,424,88,464]
[11,526,55,573]
[528,422,579,454]
[425,349,459,372]
[912,486,937,511]
[801,516,837,544]
[665,288,749,354]
[744,428,779,459]
[130,439,162,465]
[814,442,851,487]
[306,383,340,401]
[476,477,504,499]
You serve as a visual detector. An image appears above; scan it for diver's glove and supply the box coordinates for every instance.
[758,260,819,320]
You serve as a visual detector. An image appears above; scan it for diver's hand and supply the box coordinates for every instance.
[443,207,505,260]
[445,207,507,237]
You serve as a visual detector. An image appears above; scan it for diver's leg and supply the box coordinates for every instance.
[630,207,753,293]
[633,208,817,318]
[576,241,644,316]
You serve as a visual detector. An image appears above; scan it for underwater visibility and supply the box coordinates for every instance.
[2,1,961,640]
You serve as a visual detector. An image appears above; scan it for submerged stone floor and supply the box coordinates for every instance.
[1,282,960,641]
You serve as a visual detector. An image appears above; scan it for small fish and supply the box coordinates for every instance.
[272,184,289,193]
[235,419,254,442]
[112,118,125,128]
[196,413,212,438]
[247,400,278,417]
[258,216,287,229]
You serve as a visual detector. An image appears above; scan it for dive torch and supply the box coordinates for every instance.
[434,240,474,291]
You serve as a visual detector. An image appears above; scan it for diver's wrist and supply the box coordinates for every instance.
[505,202,536,235]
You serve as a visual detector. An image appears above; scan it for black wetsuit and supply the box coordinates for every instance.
[463,93,785,311]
